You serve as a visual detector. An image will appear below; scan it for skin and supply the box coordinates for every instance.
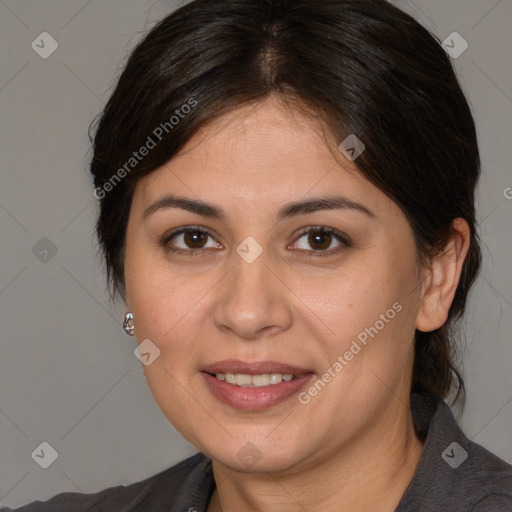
[123,94,470,511]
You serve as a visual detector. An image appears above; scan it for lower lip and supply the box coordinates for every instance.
[201,372,315,411]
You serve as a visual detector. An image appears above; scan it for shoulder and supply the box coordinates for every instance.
[471,494,512,512]
[427,429,512,511]
[397,394,512,512]
[463,439,512,510]
[1,452,213,512]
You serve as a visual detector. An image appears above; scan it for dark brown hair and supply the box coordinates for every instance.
[89,0,481,407]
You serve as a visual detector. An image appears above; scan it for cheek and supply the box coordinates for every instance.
[124,246,220,349]
[124,242,178,340]
[302,257,408,345]
[314,246,420,381]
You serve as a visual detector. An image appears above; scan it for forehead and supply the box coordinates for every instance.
[132,96,393,220]
[175,97,339,173]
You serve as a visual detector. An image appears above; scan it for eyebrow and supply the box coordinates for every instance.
[142,194,375,221]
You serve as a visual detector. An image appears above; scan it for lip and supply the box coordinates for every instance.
[200,359,313,376]
[200,360,315,412]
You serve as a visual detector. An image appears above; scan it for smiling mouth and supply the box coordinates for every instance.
[201,359,314,388]
[200,364,315,411]
[207,372,305,387]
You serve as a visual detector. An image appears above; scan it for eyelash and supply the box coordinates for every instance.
[295,226,351,257]
[160,225,351,258]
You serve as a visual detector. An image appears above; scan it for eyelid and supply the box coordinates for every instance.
[161,225,223,255]
[293,225,351,243]
[163,225,218,241]
[289,226,351,256]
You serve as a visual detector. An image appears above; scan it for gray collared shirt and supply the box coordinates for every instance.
[3,393,512,511]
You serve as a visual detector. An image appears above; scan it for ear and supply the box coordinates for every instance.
[415,218,471,333]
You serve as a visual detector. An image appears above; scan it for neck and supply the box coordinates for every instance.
[207,401,424,512]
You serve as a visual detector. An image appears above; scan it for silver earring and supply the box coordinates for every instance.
[123,313,135,336]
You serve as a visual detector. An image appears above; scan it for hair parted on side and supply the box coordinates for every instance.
[89,0,482,408]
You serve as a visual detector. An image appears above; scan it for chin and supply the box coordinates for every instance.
[202,436,312,474]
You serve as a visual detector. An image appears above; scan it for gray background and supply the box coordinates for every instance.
[1,0,511,508]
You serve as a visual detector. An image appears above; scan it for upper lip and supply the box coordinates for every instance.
[201,359,313,376]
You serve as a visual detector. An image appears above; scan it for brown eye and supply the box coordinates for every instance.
[183,230,208,249]
[307,229,333,250]
[290,226,351,257]
[162,227,222,254]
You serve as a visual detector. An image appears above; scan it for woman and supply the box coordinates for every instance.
[6,0,511,510]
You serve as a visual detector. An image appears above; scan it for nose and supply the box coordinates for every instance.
[212,247,293,340]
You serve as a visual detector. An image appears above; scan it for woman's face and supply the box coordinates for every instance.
[124,96,426,473]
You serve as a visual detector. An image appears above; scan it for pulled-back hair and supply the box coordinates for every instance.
[89,0,481,407]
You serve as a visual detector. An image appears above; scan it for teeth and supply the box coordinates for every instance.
[235,374,252,386]
[253,374,272,386]
[269,373,283,385]
[215,373,295,387]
